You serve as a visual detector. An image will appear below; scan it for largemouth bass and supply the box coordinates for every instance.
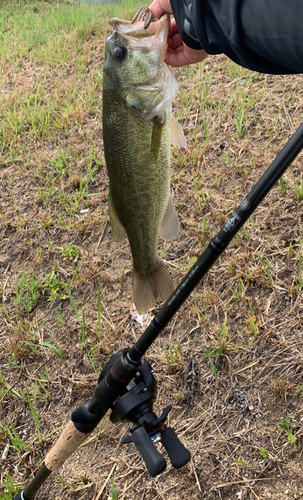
[103,8,186,313]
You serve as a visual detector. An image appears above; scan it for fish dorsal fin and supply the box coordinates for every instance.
[170,116,187,149]
[108,191,127,241]
[159,195,180,241]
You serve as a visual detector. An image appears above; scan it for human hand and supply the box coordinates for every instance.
[149,0,208,67]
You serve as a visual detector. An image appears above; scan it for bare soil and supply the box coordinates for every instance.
[1,7,303,500]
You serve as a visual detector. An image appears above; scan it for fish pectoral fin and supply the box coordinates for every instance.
[170,115,187,149]
[108,192,127,241]
[159,195,180,241]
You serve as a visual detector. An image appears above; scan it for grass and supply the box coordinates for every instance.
[1,1,303,500]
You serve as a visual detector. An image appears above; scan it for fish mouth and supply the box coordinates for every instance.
[108,13,170,60]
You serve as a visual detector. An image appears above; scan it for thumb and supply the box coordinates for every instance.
[149,0,173,18]
[183,44,208,64]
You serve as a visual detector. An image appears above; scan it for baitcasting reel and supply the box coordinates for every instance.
[99,350,191,477]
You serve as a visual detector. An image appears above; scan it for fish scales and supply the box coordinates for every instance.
[103,95,171,272]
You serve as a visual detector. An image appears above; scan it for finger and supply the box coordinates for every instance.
[165,46,208,67]
[167,32,183,50]
[149,0,172,18]
[165,51,191,67]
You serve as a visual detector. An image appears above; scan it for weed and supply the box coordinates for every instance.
[163,342,184,373]
[259,447,271,459]
[25,383,43,446]
[41,264,68,301]
[173,391,183,403]
[66,288,89,352]
[205,312,229,377]
[235,458,247,466]
[96,279,102,338]
[59,244,80,262]
[278,417,297,451]
[15,270,40,312]
[258,255,272,284]
[279,175,288,195]
[245,314,259,338]
[57,477,94,493]
[291,175,303,201]
[4,421,32,456]
[233,278,244,300]
[297,254,303,292]
[0,370,22,404]
[198,216,208,244]
[235,98,246,137]
[110,477,120,500]
[193,178,206,211]
[2,474,22,499]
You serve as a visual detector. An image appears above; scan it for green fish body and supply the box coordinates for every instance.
[103,14,186,313]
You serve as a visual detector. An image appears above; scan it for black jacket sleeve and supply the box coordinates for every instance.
[171,0,303,74]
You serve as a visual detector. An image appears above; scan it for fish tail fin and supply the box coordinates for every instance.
[133,260,174,314]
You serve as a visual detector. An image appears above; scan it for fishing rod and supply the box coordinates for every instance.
[13,123,303,499]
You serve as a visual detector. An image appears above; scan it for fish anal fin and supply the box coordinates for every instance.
[133,260,174,314]
[108,191,126,241]
[159,195,180,241]
[170,115,187,149]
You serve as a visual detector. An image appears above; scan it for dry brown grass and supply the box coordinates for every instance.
[1,2,303,499]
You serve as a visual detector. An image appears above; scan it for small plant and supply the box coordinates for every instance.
[193,290,210,323]
[233,278,244,300]
[193,177,206,211]
[278,416,297,451]
[291,175,303,201]
[25,382,43,446]
[2,474,22,500]
[173,390,183,403]
[59,244,80,261]
[96,279,102,338]
[198,216,208,244]
[279,175,288,195]
[235,97,247,137]
[297,254,303,293]
[235,458,247,466]
[110,477,120,500]
[66,288,87,351]
[41,263,68,301]
[4,421,32,456]
[205,312,229,377]
[0,369,22,404]
[245,314,260,338]
[57,476,94,493]
[258,255,272,284]
[164,342,184,373]
[259,447,271,459]
[15,270,40,312]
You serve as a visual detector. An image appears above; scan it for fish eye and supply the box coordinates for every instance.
[114,46,127,61]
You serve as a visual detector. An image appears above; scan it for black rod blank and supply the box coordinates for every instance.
[128,123,303,363]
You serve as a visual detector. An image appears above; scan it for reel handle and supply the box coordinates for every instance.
[131,426,167,477]
[161,427,191,468]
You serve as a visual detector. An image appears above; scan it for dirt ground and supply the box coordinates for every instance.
[1,3,303,500]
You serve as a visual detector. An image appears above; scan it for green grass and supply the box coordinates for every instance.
[1,1,303,498]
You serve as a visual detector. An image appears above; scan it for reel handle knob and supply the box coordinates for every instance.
[131,426,167,477]
[161,427,191,469]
